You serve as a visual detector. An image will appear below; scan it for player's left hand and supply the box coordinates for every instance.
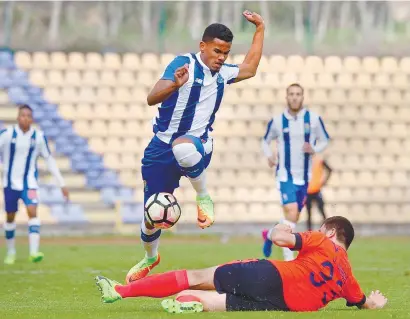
[61,187,70,201]
[303,142,315,154]
[242,10,264,27]
[368,290,388,309]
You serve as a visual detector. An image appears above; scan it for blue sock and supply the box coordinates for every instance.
[4,222,16,255]
[263,239,273,258]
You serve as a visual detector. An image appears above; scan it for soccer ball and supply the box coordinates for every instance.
[144,193,182,229]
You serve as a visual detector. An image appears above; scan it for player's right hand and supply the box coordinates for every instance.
[61,187,70,201]
[267,155,277,168]
[174,64,189,88]
[274,224,292,233]
[368,290,388,309]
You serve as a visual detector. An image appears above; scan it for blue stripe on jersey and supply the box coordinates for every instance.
[282,114,292,181]
[171,54,205,141]
[318,116,330,139]
[224,63,239,85]
[154,91,180,133]
[43,135,51,155]
[303,111,311,184]
[7,129,17,187]
[263,119,273,140]
[23,131,36,189]
[154,56,190,133]
[201,75,224,140]
[0,129,6,136]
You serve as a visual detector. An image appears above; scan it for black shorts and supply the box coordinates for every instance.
[214,259,289,312]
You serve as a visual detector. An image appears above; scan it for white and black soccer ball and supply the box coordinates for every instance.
[144,193,182,229]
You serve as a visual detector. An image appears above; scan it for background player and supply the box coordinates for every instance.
[126,11,265,283]
[95,216,388,313]
[306,154,333,230]
[261,83,330,261]
[0,105,69,265]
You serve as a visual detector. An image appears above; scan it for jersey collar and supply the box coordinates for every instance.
[15,124,34,136]
[284,107,306,120]
[195,52,218,77]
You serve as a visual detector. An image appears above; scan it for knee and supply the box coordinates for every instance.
[27,208,38,219]
[6,213,16,223]
[284,205,299,223]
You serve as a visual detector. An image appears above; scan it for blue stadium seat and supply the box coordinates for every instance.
[0,51,15,68]
[100,187,117,205]
[8,86,29,104]
[121,202,144,224]
[10,69,30,87]
[0,69,12,88]
[51,204,87,223]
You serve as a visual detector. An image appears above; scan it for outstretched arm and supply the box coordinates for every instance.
[40,135,69,200]
[359,291,387,309]
[261,119,278,168]
[234,11,265,83]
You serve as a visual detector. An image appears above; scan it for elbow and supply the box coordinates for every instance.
[147,95,155,106]
[248,69,257,78]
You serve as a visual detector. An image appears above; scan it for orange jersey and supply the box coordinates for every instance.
[307,156,324,194]
[270,231,365,312]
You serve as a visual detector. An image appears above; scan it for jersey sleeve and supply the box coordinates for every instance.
[261,118,278,158]
[39,133,52,159]
[313,115,331,153]
[342,276,366,308]
[290,231,325,252]
[161,56,191,82]
[0,128,8,150]
[221,63,240,84]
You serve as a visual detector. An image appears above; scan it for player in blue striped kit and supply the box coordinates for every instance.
[0,105,69,264]
[126,11,265,283]
[261,84,330,261]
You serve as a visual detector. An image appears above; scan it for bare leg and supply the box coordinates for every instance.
[187,267,218,290]
[281,203,299,261]
[176,290,227,312]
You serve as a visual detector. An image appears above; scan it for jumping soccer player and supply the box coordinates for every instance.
[261,83,330,261]
[95,216,388,313]
[0,105,69,264]
[126,11,265,283]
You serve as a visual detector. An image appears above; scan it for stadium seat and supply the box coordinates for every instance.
[15,51,32,69]
[68,52,86,69]
[82,70,99,86]
[343,56,361,74]
[32,52,50,69]
[324,56,342,73]
[362,56,380,73]
[104,53,121,70]
[380,57,399,74]
[50,52,68,70]
[286,55,304,72]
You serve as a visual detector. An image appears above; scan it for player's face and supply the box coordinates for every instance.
[17,108,33,131]
[286,86,304,112]
[200,38,232,72]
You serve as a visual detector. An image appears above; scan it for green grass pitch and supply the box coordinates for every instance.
[0,235,409,319]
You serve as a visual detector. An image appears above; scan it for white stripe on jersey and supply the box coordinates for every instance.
[262,108,330,185]
[0,125,50,190]
[154,52,239,144]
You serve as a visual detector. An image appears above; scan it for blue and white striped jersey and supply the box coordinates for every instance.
[153,52,239,144]
[0,125,65,190]
[262,108,330,185]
